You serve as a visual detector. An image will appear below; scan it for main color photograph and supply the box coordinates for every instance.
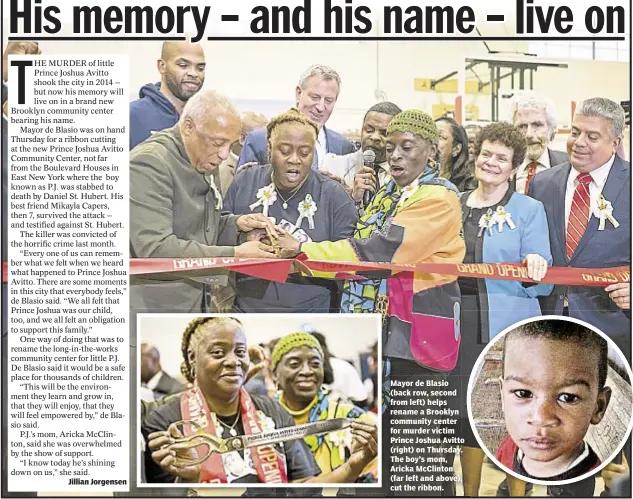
[1,0,632,496]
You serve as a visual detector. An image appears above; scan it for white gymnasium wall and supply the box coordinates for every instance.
[3,28,628,132]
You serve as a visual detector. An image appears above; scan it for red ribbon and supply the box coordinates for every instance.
[2,259,630,286]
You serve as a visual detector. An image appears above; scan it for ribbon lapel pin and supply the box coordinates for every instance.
[208,175,223,210]
[249,183,277,217]
[296,194,317,230]
[593,194,619,231]
[495,206,516,233]
[478,208,495,237]
[329,429,351,461]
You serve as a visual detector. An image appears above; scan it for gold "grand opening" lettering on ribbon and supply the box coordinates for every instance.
[496,264,529,279]
[173,257,237,269]
[8,260,626,287]
[582,270,630,284]
[457,263,495,275]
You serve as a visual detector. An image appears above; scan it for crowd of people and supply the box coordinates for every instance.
[140,321,379,487]
[129,41,629,351]
[1,38,629,496]
[128,40,631,496]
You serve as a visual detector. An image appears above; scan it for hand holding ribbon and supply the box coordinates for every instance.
[523,254,548,281]
[605,282,630,310]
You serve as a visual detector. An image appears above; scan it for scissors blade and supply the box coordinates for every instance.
[223,418,353,453]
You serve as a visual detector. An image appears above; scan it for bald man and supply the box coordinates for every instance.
[130,89,279,316]
[140,343,185,399]
[219,111,269,194]
[129,41,206,150]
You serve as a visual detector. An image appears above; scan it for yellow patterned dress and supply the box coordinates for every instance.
[278,390,378,482]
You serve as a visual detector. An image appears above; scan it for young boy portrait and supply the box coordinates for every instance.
[496,319,612,482]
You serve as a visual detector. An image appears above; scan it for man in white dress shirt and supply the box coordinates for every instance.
[509,91,568,193]
[237,64,355,168]
[321,101,402,199]
[506,97,630,499]
[527,97,630,354]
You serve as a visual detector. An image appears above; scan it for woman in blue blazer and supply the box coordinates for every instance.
[451,122,553,496]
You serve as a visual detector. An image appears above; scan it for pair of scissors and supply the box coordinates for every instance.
[166,418,353,467]
[265,225,282,257]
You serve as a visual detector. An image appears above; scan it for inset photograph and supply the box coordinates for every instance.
[468,317,633,486]
[137,314,381,487]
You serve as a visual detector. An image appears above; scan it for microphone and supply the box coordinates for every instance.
[362,149,376,207]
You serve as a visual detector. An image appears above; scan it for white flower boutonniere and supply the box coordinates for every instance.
[329,429,352,461]
[494,206,516,232]
[249,183,277,217]
[593,194,620,230]
[256,410,276,434]
[296,194,317,230]
[478,208,495,237]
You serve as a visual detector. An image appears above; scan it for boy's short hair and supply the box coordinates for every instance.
[503,319,608,389]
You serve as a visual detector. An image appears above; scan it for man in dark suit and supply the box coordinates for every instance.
[237,64,355,168]
[501,97,630,499]
[509,91,569,193]
[140,343,185,399]
[528,97,630,355]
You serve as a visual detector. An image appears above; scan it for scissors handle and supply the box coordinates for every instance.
[165,420,226,467]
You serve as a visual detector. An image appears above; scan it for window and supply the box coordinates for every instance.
[529,35,630,63]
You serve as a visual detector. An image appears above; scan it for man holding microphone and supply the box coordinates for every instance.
[321,102,402,207]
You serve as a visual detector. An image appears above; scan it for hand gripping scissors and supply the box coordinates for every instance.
[166,418,353,467]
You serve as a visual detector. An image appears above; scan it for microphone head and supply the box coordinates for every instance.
[362,149,376,164]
